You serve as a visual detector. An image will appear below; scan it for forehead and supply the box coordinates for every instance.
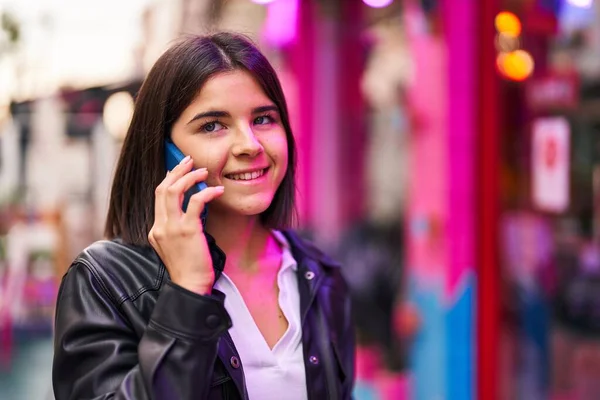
[193,70,272,107]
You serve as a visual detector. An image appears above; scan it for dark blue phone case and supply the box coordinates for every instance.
[164,140,208,226]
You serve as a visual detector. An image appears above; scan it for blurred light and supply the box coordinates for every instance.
[251,0,277,4]
[497,50,534,81]
[103,91,134,141]
[495,32,520,52]
[263,0,298,47]
[495,11,522,37]
[560,0,595,32]
[567,0,593,8]
[363,0,394,8]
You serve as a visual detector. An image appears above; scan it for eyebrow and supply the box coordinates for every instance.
[186,105,279,125]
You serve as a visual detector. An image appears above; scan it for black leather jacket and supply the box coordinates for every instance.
[52,230,355,400]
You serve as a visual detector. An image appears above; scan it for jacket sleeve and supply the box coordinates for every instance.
[52,261,231,400]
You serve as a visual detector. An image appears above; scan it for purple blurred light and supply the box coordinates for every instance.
[567,0,593,7]
[363,0,393,8]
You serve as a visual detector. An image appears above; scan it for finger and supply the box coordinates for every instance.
[164,155,194,185]
[184,186,225,225]
[147,228,157,247]
[153,174,170,225]
[165,168,209,217]
[155,155,194,223]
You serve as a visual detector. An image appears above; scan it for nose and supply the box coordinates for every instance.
[232,124,264,158]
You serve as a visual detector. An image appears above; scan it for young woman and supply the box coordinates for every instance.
[51,32,355,400]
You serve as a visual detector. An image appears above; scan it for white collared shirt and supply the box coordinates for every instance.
[213,231,308,400]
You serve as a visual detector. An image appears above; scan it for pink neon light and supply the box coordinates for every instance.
[263,0,299,47]
[363,0,393,8]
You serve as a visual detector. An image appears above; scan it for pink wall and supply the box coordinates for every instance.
[405,3,448,281]
[444,0,477,299]
[284,0,365,242]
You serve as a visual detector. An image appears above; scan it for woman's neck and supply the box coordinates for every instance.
[205,213,281,274]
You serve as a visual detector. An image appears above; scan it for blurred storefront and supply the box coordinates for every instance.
[494,0,600,399]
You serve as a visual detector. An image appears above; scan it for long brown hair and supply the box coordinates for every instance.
[104,32,297,245]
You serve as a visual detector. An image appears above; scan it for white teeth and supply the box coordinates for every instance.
[228,169,265,181]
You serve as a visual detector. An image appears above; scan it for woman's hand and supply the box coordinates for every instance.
[148,156,224,295]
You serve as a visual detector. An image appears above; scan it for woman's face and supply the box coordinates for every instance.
[170,69,288,219]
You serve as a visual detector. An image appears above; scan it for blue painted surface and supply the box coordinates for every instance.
[409,277,447,400]
[409,273,475,400]
[353,382,380,400]
[446,272,475,400]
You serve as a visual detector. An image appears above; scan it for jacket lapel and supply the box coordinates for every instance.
[297,258,325,323]
[280,230,341,324]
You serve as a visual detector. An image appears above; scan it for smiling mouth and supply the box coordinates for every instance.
[225,168,268,181]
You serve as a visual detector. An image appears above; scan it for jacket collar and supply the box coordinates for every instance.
[205,232,226,282]
[280,229,341,271]
[280,229,341,323]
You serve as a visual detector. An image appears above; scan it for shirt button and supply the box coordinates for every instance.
[304,271,315,280]
[205,314,220,329]
[230,356,240,369]
[309,355,319,365]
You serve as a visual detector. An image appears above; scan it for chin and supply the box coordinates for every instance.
[215,195,274,217]
[236,200,273,216]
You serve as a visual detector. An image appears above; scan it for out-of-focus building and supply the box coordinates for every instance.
[13,0,600,399]
[493,1,600,399]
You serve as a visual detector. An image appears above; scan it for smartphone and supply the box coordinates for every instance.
[164,140,208,226]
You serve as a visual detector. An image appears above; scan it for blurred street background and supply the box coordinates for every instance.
[0,0,598,399]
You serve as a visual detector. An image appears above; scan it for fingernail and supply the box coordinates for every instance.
[180,155,191,165]
[198,168,207,172]
[215,186,225,191]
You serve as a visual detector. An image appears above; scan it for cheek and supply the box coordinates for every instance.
[191,141,228,185]
[206,157,228,186]
[275,146,289,182]
[266,134,289,169]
